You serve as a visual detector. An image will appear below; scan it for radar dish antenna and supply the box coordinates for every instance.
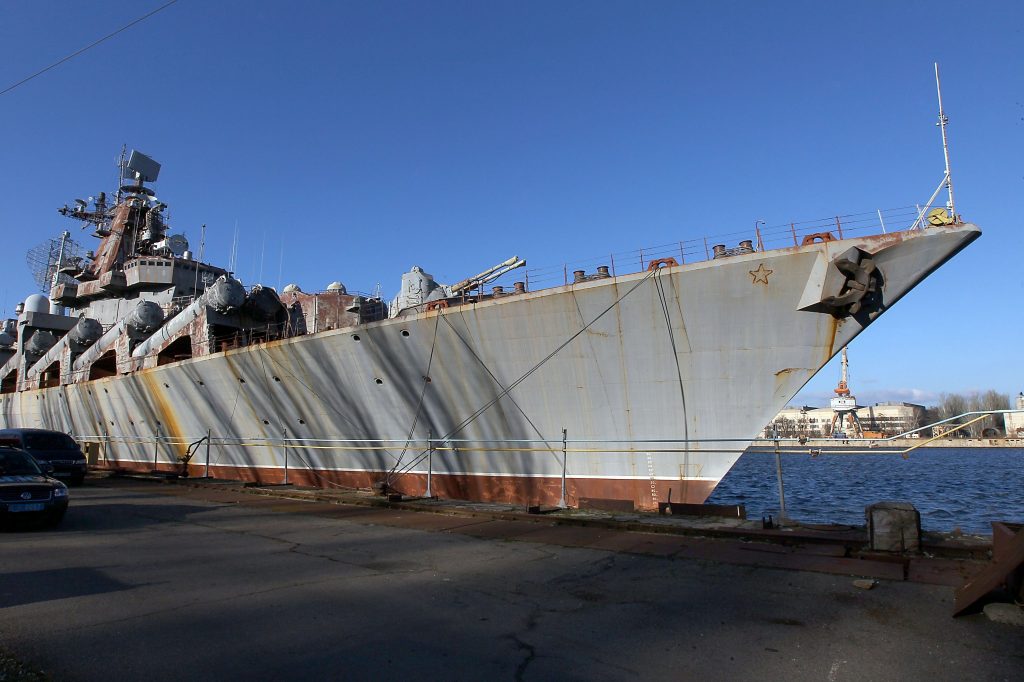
[26,232,84,294]
[124,150,161,183]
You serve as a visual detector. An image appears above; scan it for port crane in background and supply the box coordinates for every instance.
[829,347,864,439]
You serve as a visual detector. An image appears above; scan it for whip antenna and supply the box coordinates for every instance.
[934,63,956,217]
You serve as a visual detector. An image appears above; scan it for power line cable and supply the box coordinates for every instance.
[1,0,181,97]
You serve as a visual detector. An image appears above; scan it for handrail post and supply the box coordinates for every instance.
[773,427,788,527]
[204,428,211,478]
[426,430,433,498]
[282,427,289,485]
[557,428,568,508]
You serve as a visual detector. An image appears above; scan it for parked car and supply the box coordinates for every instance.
[0,444,69,528]
[0,429,87,485]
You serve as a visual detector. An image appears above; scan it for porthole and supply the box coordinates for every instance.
[273,376,281,382]
[401,330,410,337]
[262,419,270,425]
[298,418,306,425]
[352,334,361,342]
[375,378,383,385]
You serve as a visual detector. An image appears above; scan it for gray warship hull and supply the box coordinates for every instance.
[0,223,979,510]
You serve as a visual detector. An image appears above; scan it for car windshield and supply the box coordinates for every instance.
[0,449,43,476]
[22,432,78,451]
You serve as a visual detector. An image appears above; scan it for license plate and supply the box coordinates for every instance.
[8,502,45,512]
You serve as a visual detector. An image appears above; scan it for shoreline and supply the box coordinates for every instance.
[749,437,1024,450]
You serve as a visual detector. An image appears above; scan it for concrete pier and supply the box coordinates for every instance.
[1,476,1020,680]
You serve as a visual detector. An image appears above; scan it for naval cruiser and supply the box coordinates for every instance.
[0,141,979,510]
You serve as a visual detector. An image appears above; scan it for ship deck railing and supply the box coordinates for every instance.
[488,205,925,291]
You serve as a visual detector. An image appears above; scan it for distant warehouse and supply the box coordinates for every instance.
[765,402,926,439]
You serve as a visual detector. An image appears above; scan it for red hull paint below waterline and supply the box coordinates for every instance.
[111,460,718,510]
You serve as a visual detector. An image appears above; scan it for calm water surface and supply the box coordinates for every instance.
[707,447,1024,534]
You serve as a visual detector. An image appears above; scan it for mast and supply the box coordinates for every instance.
[934,63,956,218]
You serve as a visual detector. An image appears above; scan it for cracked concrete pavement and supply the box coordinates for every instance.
[1,479,1021,681]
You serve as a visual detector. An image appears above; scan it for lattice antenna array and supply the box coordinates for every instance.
[26,233,84,294]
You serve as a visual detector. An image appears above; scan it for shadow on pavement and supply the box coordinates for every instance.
[0,567,132,609]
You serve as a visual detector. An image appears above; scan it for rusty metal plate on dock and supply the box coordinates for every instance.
[953,522,1024,617]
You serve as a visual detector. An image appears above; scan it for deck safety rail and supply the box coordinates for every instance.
[72,408,1019,517]
[73,408,1022,473]
[487,205,924,291]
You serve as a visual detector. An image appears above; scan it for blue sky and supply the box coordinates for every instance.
[1,1,1021,407]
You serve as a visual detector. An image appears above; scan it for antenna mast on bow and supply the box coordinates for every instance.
[934,63,956,217]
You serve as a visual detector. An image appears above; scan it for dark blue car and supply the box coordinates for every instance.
[0,445,69,528]
[0,429,87,485]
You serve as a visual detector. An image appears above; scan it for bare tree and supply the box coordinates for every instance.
[932,391,1009,437]
[937,392,967,420]
[976,389,1010,435]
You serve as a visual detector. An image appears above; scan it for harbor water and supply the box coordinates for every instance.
[708,447,1024,534]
